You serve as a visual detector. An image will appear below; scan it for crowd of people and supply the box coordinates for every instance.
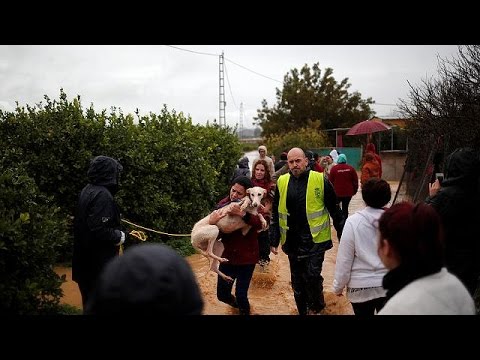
[72,144,479,316]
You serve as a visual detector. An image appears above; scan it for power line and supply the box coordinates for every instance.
[165,46,283,84]
[225,57,283,84]
[164,45,218,57]
[165,46,399,118]
[167,46,398,104]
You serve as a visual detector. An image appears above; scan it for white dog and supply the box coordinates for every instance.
[191,186,268,282]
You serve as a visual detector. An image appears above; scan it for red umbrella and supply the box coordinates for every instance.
[346,119,391,136]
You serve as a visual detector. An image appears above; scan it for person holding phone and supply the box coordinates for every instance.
[425,147,480,298]
[435,173,444,185]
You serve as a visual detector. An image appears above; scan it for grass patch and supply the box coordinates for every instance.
[165,237,197,257]
[57,303,83,315]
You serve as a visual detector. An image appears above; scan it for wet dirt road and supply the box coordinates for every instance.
[185,179,400,315]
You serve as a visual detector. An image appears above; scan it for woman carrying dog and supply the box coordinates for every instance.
[210,176,268,315]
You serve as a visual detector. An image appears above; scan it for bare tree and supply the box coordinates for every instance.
[401,45,480,156]
[398,45,480,201]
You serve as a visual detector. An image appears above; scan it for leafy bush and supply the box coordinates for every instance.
[0,166,68,314]
[0,91,242,252]
[0,90,243,313]
[100,106,242,247]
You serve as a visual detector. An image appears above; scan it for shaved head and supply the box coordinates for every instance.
[287,147,309,177]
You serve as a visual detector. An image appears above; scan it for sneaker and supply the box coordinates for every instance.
[239,307,250,316]
[307,307,327,315]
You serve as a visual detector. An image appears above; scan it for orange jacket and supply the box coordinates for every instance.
[361,160,380,185]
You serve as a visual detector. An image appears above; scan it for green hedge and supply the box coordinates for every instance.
[0,165,68,314]
[0,90,242,313]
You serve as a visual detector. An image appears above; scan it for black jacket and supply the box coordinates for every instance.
[231,156,251,182]
[425,148,480,294]
[274,159,287,171]
[271,169,342,257]
[72,156,124,284]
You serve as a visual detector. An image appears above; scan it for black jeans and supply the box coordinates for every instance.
[77,278,95,311]
[258,230,271,262]
[288,251,326,315]
[337,196,352,220]
[217,263,256,314]
[351,297,387,316]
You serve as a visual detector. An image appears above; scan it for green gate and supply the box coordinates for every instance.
[309,147,362,170]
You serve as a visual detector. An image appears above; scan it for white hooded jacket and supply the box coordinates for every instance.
[333,206,388,294]
[378,268,475,315]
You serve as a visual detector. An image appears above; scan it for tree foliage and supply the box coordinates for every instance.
[255,63,374,143]
[266,125,329,158]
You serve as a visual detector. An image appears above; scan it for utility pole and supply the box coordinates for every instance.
[239,102,244,139]
[219,51,226,127]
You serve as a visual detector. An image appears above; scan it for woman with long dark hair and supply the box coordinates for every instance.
[377,202,475,315]
[251,159,275,266]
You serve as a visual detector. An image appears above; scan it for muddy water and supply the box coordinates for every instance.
[57,237,354,315]
[188,186,364,315]
[188,236,354,315]
[186,179,400,315]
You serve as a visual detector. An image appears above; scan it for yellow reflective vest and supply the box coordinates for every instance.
[277,171,331,245]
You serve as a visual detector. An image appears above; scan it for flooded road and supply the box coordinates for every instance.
[57,175,399,315]
[244,150,257,173]
[187,233,354,315]
[185,178,369,315]
[188,179,400,315]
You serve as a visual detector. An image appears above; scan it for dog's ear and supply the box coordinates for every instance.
[246,188,252,201]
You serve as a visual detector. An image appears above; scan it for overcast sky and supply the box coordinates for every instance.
[0,45,460,128]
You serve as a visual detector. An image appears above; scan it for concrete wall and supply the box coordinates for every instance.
[380,150,407,181]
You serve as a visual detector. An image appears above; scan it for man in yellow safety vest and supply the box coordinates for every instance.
[271,147,344,315]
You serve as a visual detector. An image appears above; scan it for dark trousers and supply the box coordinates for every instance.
[351,297,387,316]
[217,263,256,315]
[337,196,352,220]
[288,251,326,315]
[258,230,271,262]
[77,278,95,311]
